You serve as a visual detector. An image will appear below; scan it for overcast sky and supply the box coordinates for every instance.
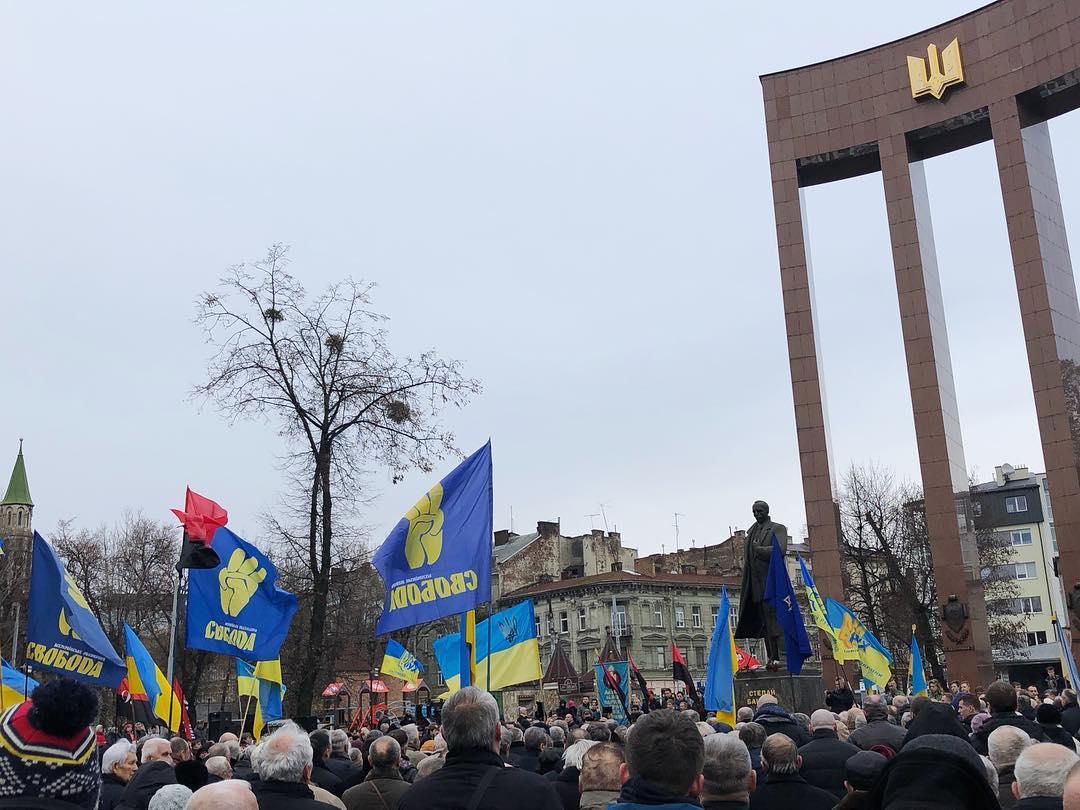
[4,3,1079,558]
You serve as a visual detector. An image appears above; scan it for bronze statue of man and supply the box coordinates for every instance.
[734,500,788,665]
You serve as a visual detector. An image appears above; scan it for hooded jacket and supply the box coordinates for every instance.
[752,705,810,747]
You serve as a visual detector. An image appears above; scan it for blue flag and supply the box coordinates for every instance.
[704,586,738,724]
[763,535,812,675]
[185,527,298,661]
[374,442,493,635]
[25,532,125,687]
[594,660,631,725]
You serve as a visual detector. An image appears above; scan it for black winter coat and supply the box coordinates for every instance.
[311,763,344,796]
[1062,703,1080,736]
[747,773,836,810]
[119,761,176,810]
[972,712,1050,755]
[326,752,363,782]
[510,748,542,774]
[752,705,811,747]
[797,729,860,798]
[825,687,855,713]
[98,773,127,810]
[253,779,336,810]
[398,748,562,810]
[1038,723,1078,751]
[551,765,581,810]
[848,718,906,753]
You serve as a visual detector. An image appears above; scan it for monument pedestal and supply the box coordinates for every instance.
[735,669,824,716]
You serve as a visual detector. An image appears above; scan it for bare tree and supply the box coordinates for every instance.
[837,462,1022,686]
[194,245,481,713]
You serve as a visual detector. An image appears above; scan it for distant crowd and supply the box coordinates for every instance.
[7,662,1080,810]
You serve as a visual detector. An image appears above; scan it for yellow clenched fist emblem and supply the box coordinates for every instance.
[404,484,444,569]
[219,549,267,617]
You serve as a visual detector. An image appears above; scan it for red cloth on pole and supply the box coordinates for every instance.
[736,646,761,671]
[172,679,193,740]
[171,487,228,545]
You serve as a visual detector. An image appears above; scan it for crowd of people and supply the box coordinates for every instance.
[8,664,1080,810]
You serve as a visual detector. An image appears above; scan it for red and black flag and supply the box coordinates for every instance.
[115,676,155,732]
[172,678,193,741]
[171,487,228,570]
[627,652,651,712]
[671,643,700,708]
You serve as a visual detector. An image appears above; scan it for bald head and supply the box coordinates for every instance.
[810,709,835,731]
[761,734,799,776]
[369,736,401,770]
[217,732,239,744]
[989,725,1032,769]
[187,780,257,810]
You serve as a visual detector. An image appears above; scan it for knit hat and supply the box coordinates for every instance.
[0,677,101,808]
[147,784,193,810]
[845,750,887,790]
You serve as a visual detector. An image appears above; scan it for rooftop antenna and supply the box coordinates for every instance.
[585,513,600,530]
[599,504,610,533]
[674,512,685,554]
[510,505,514,533]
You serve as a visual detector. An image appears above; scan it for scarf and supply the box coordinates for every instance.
[617,776,702,807]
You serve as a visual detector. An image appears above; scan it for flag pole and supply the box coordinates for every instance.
[486,603,492,691]
[240,690,254,738]
[165,568,183,733]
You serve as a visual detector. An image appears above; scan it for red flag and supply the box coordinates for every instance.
[735,646,761,671]
[172,679,193,741]
[671,643,700,708]
[171,487,228,544]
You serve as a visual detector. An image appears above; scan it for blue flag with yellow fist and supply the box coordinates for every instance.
[185,527,298,661]
[374,442,493,635]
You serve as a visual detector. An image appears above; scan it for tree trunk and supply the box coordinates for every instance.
[295,443,334,716]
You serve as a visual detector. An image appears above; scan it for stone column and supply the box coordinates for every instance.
[879,133,994,686]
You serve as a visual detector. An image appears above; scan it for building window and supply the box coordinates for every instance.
[1006,495,1029,513]
[694,646,706,668]
[1027,631,1048,646]
[1015,562,1037,580]
[613,606,628,635]
[1051,523,1058,554]
[711,607,719,628]
[655,646,666,669]
[729,604,738,633]
[675,607,685,628]
[580,650,590,674]
[437,671,445,686]
[535,617,542,637]
[578,608,587,631]
[1010,530,1033,546]
[692,606,702,628]
[654,606,663,628]
[1017,596,1043,613]
[560,611,569,633]
[612,561,623,571]
[972,500,983,517]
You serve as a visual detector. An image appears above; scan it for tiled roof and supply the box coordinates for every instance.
[494,532,539,563]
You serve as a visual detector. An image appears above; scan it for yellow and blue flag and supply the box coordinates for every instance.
[460,610,476,688]
[796,553,856,661]
[373,442,493,635]
[123,624,181,733]
[237,658,285,740]
[0,538,5,556]
[185,527,298,661]
[908,625,928,696]
[704,585,738,726]
[435,600,542,696]
[26,532,125,687]
[381,640,425,687]
[764,537,812,674]
[826,599,893,688]
[0,659,36,709]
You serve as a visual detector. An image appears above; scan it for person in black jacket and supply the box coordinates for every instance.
[748,733,835,810]
[308,728,344,795]
[1038,666,1068,697]
[511,726,547,773]
[797,709,859,799]
[119,760,177,810]
[252,721,347,810]
[825,678,855,714]
[100,740,138,810]
[848,695,905,752]
[1062,689,1080,736]
[973,680,1050,755]
[399,686,562,810]
[1035,703,1078,751]
[752,699,811,747]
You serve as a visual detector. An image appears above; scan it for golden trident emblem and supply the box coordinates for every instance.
[907,38,964,100]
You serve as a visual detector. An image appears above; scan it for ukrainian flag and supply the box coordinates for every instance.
[237,659,285,740]
[435,600,542,696]
[123,624,181,732]
[797,554,854,661]
[826,599,893,688]
[704,586,738,726]
[0,659,36,709]
[381,640,425,687]
[908,625,928,696]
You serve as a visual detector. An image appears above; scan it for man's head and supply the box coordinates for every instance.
[260,722,313,784]
[442,686,501,754]
[622,710,704,798]
[863,694,888,722]
[205,756,232,780]
[524,726,548,752]
[330,729,350,755]
[1049,666,1058,677]
[738,722,766,750]
[549,726,565,747]
[141,737,173,764]
[761,734,800,776]
[755,693,777,710]
[702,732,755,802]
[585,722,611,742]
[1065,689,1079,709]
[810,709,835,732]
[368,736,401,771]
[1028,685,1041,701]
[187,780,257,810]
[1013,742,1079,801]
[102,741,138,782]
[578,742,624,795]
[891,694,910,715]
[170,737,191,763]
[309,729,332,765]
[987,680,1019,714]
[988,725,1032,769]
[959,694,981,719]
[844,751,887,793]
[736,707,753,724]
[752,501,769,523]
[218,732,238,744]
[909,696,930,718]
[1064,760,1080,809]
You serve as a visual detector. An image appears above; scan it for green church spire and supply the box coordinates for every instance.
[2,440,32,506]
